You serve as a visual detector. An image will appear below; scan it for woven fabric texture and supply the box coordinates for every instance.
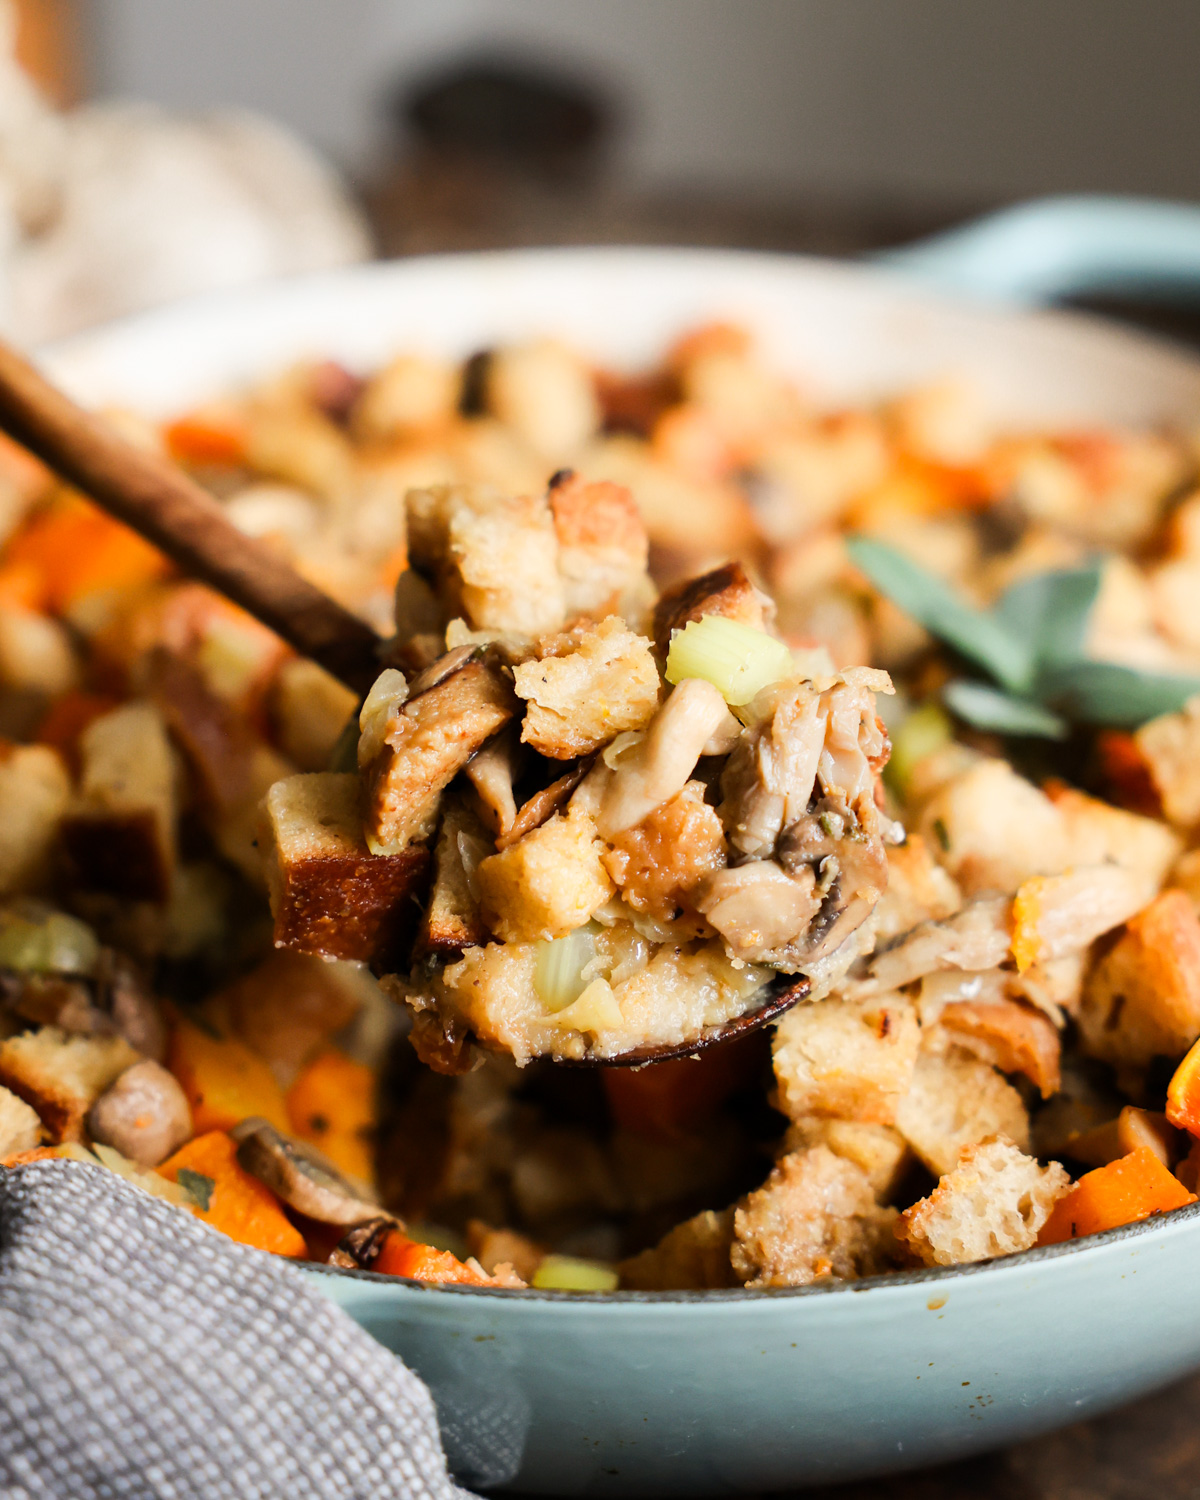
[0,1160,471,1500]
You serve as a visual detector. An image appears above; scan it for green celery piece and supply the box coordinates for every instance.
[942,680,1069,740]
[846,535,1032,693]
[1038,660,1200,729]
[995,563,1103,672]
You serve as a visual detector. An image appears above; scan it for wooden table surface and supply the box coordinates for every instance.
[366,157,1200,1499]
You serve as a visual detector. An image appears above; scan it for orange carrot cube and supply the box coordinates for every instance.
[1167,1036,1200,1136]
[160,1130,305,1258]
[1038,1146,1196,1245]
[285,1048,376,1186]
[167,1017,290,1136]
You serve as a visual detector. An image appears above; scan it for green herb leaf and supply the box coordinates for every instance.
[942,679,1069,740]
[177,1168,215,1213]
[847,535,1032,692]
[1038,660,1200,729]
[995,563,1103,671]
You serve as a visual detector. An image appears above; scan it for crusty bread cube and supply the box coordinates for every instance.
[1046,782,1180,898]
[1078,888,1200,1083]
[604,781,726,923]
[215,742,297,886]
[0,1026,139,1142]
[548,472,649,620]
[0,1083,41,1157]
[783,1118,911,1199]
[931,996,1061,1098]
[1137,696,1200,829]
[1170,847,1200,912]
[918,758,1067,896]
[61,700,177,902]
[0,604,78,694]
[260,772,429,965]
[0,743,70,895]
[513,616,660,760]
[894,1048,1029,1178]
[363,659,515,853]
[652,561,770,656]
[619,1208,737,1290]
[898,1137,1070,1267]
[406,484,566,637]
[351,353,460,442]
[416,795,493,959]
[148,649,254,816]
[872,834,962,945]
[1010,864,1147,971]
[486,339,600,464]
[731,1146,900,1287]
[271,657,359,773]
[476,805,614,943]
[772,992,921,1126]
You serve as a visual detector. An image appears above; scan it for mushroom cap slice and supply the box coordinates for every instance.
[232,1117,387,1225]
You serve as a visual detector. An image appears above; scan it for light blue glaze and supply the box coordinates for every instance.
[876,194,1200,305]
[306,1204,1200,1494]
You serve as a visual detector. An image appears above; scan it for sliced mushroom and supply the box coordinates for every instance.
[407,643,480,699]
[232,1118,388,1225]
[328,1216,395,1270]
[86,1059,192,1167]
[496,758,593,851]
[464,723,521,837]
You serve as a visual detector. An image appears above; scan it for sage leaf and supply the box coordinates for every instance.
[995,563,1103,671]
[176,1168,215,1213]
[847,535,1032,692]
[943,679,1069,740]
[1039,659,1200,728]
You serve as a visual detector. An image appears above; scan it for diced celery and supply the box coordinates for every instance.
[534,925,599,1013]
[531,1254,620,1292]
[0,904,99,976]
[885,701,952,800]
[550,977,623,1033]
[665,615,794,706]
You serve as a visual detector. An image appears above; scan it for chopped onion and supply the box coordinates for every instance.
[0,904,99,976]
[534,925,599,1013]
[357,668,408,768]
[665,615,794,707]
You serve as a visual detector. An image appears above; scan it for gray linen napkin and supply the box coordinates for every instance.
[0,1161,472,1500]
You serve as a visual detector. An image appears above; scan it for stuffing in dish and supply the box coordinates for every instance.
[3,325,1200,1291]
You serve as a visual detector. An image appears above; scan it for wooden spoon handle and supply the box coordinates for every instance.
[0,338,383,694]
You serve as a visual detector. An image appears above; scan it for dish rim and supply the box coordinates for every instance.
[302,1198,1200,1304]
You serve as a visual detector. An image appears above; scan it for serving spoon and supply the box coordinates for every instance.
[0,336,810,1063]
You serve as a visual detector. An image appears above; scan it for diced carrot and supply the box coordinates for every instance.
[1038,1146,1196,1245]
[167,1016,290,1135]
[285,1048,376,1186]
[1010,878,1044,973]
[35,690,122,768]
[4,501,168,616]
[373,1229,493,1286]
[0,560,46,612]
[1167,1036,1200,1136]
[1,1147,59,1167]
[164,410,249,469]
[159,1130,306,1258]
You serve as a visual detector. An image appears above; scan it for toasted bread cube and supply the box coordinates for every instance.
[772,992,921,1126]
[783,1118,911,1199]
[895,1048,1030,1177]
[548,473,649,618]
[898,1136,1070,1267]
[918,758,1068,896]
[0,1026,139,1142]
[363,660,515,853]
[148,649,254,815]
[0,744,70,895]
[603,781,726,922]
[652,561,770,656]
[1010,864,1147,972]
[406,484,566,637]
[261,772,428,965]
[514,617,660,760]
[730,1146,900,1287]
[872,834,962,944]
[0,1083,41,1157]
[416,795,493,959]
[619,1208,737,1290]
[1078,889,1200,1082]
[214,742,297,887]
[0,605,78,694]
[1046,783,1180,896]
[1170,847,1200,911]
[270,658,359,773]
[1137,696,1200,828]
[932,996,1061,1098]
[61,701,176,902]
[486,339,600,464]
[476,805,614,943]
[352,353,460,441]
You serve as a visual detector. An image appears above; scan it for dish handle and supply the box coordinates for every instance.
[874,194,1200,306]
